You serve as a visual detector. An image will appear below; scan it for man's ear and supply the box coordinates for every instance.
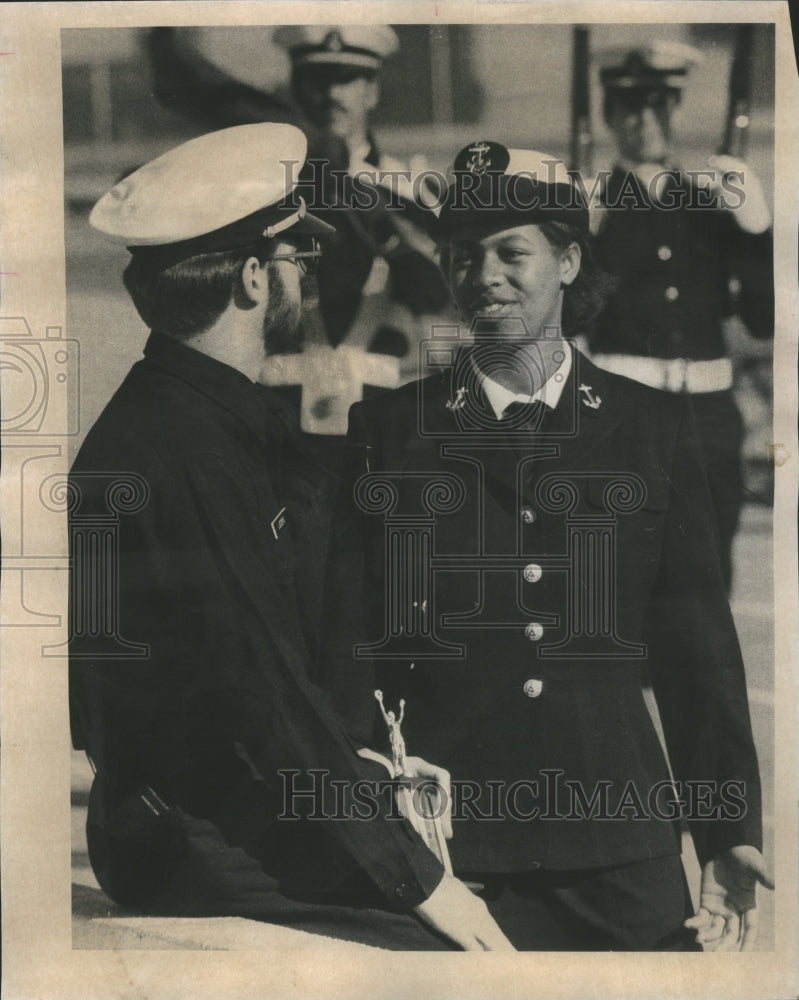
[240,256,269,305]
[665,101,681,140]
[559,242,582,287]
[365,78,380,113]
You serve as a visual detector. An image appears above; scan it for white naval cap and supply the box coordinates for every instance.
[273,25,399,70]
[437,141,589,236]
[599,41,702,91]
[89,123,334,268]
[461,146,576,186]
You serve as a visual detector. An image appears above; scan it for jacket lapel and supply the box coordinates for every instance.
[390,348,623,506]
[546,350,622,470]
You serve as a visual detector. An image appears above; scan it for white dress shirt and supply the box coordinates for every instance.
[475,341,573,419]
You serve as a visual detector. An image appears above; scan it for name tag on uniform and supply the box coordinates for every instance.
[270,506,287,540]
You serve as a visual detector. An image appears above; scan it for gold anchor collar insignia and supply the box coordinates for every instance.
[579,383,603,409]
[446,386,469,412]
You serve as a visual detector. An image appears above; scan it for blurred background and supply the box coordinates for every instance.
[62,24,775,183]
[63,22,775,465]
[63,22,775,948]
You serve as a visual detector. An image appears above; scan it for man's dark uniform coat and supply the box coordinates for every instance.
[347,347,762,881]
[69,333,449,949]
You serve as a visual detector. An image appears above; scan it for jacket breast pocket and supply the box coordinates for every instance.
[585,475,670,585]
[585,474,669,518]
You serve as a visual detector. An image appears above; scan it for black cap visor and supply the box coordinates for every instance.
[128,198,334,272]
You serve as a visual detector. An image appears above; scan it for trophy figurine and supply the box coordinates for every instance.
[373,690,453,874]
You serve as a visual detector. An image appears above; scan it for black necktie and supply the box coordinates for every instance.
[500,399,551,432]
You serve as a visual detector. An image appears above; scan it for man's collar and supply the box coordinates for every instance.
[349,133,380,171]
[472,341,573,419]
[142,332,294,446]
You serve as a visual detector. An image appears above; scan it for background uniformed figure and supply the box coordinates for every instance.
[68,123,513,952]
[587,42,774,590]
[342,142,772,950]
[148,26,452,437]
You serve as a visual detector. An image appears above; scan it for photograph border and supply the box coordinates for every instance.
[1,2,797,998]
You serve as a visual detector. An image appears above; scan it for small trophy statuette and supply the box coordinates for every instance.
[374,690,453,874]
[374,689,407,776]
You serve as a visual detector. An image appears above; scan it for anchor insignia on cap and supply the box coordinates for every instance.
[466,142,492,175]
[324,30,344,51]
[579,384,602,409]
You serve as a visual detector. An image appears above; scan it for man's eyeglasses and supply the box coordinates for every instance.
[269,239,323,276]
[610,89,680,116]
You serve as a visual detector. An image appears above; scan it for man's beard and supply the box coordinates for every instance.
[262,267,317,356]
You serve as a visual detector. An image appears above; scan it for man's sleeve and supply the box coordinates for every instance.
[315,437,382,749]
[178,450,446,908]
[645,397,763,867]
[721,210,774,340]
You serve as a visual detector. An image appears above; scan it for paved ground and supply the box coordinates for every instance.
[70,501,775,952]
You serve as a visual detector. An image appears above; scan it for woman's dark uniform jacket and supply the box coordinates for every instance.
[345,348,762,875]
[68,333,446,936]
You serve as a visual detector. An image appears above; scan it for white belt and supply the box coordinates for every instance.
[591,354,733,394]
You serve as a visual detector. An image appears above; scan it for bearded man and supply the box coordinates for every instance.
[68,123,512,952]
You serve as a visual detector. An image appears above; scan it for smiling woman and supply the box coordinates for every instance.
[448,223,580,342]
[342,136,770,953]
[437,145,614,341]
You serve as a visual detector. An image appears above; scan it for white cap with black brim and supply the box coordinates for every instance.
[89,123,335,270]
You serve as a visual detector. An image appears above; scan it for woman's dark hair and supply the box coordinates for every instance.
[537,221,617,336]
[438,220,616,336]
[122,240,270,337]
